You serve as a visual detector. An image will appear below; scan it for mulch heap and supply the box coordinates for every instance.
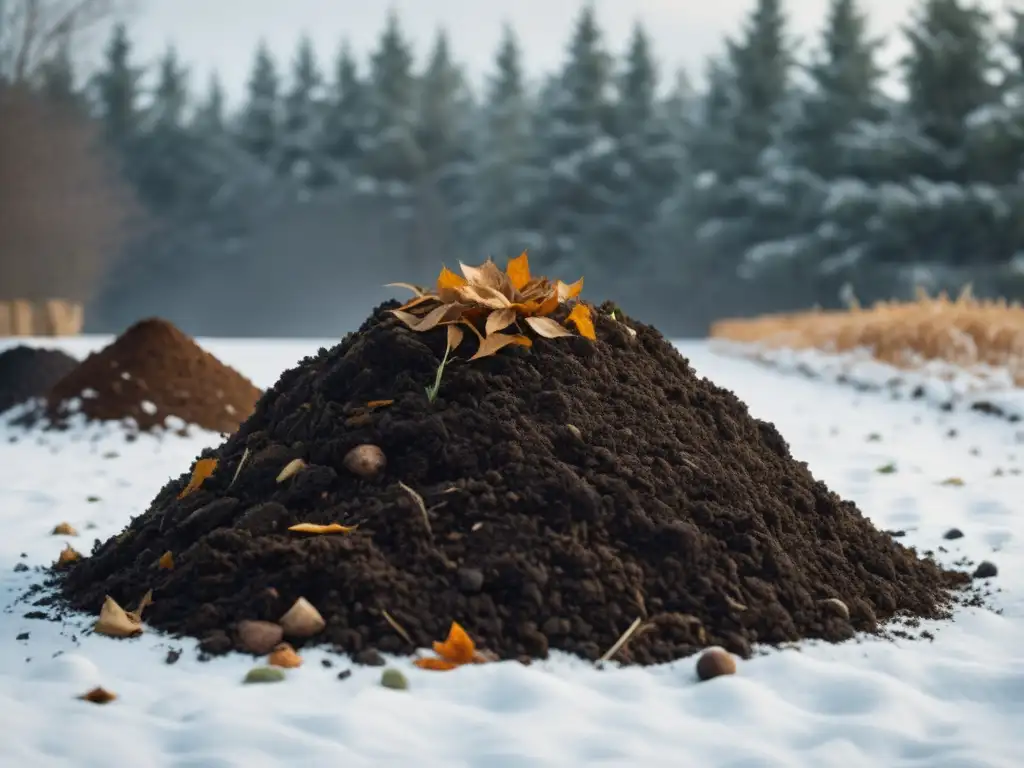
[56,256,970,665]
[0,345,79,415]
[28,318,261,434]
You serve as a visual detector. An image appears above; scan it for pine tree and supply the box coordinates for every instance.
[531,4,619,277]
[37,35,76,105]
[322,41,367,169]
[361,11,423,189]
[464,23,539,257]
[91,23,143,148]
[417,30,468,176]
[237,40,282,166]
[193,73,226,135]
[280,34,327,184]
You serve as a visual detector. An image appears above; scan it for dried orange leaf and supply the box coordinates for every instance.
[51,522,78,536]
[57,543,81,566]
[396,294,438,312]
[533,292,561,317]
[367,399,394,408]
[287,522,358,535]
[506,251,531,290]
[436,266,468,292]
[470,332,532,360]
[384,281,426,297]
[178,458,218,499]
[94,596,143,638]
[568,303,596,340]
[127,590,153,623]
[447,324,465,352]
[78,686,117,704]
[433,621,476,665]
[413,657,459,671]
[485,307,518,336]
[157,550,174,570]
[268,642,303,668]
[525,316,573,339]
[557,278,584,301]
[276,458,306,483]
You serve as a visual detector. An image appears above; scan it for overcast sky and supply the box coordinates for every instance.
[87,0,1012,106]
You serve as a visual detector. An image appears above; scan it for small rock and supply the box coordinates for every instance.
[885,530,906,538]
[457,567,484,594]
[342,444,386,478]
[943,528,964,540]
[973,561,998,579]
[243,666,286,684]
[566,424,582,440]
[13,563,28,572]
[16,632,29,641]
[819,598,850,621]
[380,668,408,690]
[354,648,386,667]
[337,669,352,681]
[321,658,333,668]
[198,630,232,655]
[165,648,181,665]
[236,620,284,655]
[279,597,326,638]
[695,647,736,682]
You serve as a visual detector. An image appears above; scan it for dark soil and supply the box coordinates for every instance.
[0,345,78,414]
[56,301,970,665]
[26,318,261,434]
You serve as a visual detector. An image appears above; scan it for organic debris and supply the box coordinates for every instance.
[267,642,303,668]
[157,551,174,570]
[51,522,77,536]
[413,621,490,671]
[93,590,151,638]
[178,459,218,498]
[0,345,78,415]
[78,686,117,704]
[287,522,357,535]
[695,648,737,681]
[20,318,261,433]
[243,667,285,684]
[56,297,969,665]
[55,544,81,567]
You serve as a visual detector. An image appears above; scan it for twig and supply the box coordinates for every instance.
[397,481,431,536]
[228,447,250,489]
[598,616,643,664]
[381,609,413,647]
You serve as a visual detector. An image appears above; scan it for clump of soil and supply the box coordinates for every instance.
[0,345,79,414]
[31,318,261,434]
[57,302,970,664]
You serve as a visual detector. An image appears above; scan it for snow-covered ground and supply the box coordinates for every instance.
[1,336,1022,768]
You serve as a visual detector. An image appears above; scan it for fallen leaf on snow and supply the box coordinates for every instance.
[78,686,117,704]
[287,522,357,535]
[413,621,490,670]
[56,544,81,567]
[94,594,146,638]
[51,522,78,536]
[268,642,303,668]
[940,477,965,486]
[178,458,218,498]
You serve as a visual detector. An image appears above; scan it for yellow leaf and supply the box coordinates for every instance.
[78,686,117,704]
[276,458,306,483]
[433,621,477,665]
[485,307,518,336]
[51,521,78,536]
[57,543,81,566]
[447,324,465,352]
[157,551,174,570]
[367,399,394,408]
[506,251,531,290]
[178,458,218,499]
[287,522,358,535]
[384,281,426,297]
[556,278,584,301]
[94,596,143,638]
[533,292,561,317]
[524,316,573,339]
[436,266,468,293]
[470,332,532,360]
[567,303,596,340]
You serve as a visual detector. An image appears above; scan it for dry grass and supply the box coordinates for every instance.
[709,287,1024,386]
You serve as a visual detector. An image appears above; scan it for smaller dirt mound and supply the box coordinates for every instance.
[35,318,261,434]
[0,345,79,414]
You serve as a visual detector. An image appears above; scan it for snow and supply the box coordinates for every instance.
[1,336,1022,767]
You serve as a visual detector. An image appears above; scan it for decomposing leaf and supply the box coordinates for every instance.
[94,595,144,638]
[940,476,965,486]
[382,608,415,646]
[384,281,426,297]
[268,642,303,668]
[56,543,81,566]
[485,307,518,336]
[567,303,596,340]
[470,332,532,361]
[287,522,358,535]
[78,686,117,704]
[279,597,326,638]
[525,316,573,339]
[178,458,218,499]
[413,621,490,671]
[459,259,501,290]
[447,324,465,352]
[157,551,174,570]
[51,522,78,536]
[276,458,306,483]
[457,283,512,310]
[397,481,431,535]
[367,399,394,408]
[506,251,531,291]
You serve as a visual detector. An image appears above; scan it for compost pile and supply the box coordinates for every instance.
[0,345,79,415]
[29,318,261,434]
[57,260,969,664]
